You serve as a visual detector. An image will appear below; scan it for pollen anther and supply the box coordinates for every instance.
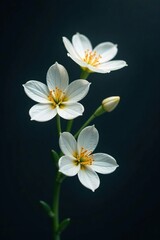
[83,49,102,67]
[75,147,93,166]
[48,87,66,107]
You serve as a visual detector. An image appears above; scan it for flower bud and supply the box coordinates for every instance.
[102,96,120,112]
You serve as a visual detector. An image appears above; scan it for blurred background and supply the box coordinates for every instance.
[2,0,160,239]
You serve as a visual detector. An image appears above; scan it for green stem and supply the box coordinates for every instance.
[52,172,62,240]
[65,70,90,133]
[66,119,73,132]
[80,69,90,79]
[74,113,96,139]
[56,115,62,135]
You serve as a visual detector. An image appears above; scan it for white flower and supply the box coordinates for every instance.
[63,32,127,74]
[23,62,91,122]
[59,126,118,191]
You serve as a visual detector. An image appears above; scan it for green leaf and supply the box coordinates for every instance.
[57,218,71,234]
[51,149,59,164]
[39,200,54,218]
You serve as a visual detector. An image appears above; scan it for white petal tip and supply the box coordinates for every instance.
[62,36,67,42]
[123,61,128,67]
[113,163,119,169]
[30,117,38,121]
[90,186,99,192]
[55,61,59,66]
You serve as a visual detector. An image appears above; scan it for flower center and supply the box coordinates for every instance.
[48,87,67,108]
[83,49,102,67]
[75,147,93,166]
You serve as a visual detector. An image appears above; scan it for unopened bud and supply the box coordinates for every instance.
[93,96,120,117]
[102,96,120,112]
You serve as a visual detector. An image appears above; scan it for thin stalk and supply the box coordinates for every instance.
[52,116,62,240]
[66,119,73,132]
[52,171,61,240]
[56,115,62,135]
[74,113,96,138]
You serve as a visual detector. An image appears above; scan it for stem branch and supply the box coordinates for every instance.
[66,119,73,132]
[52,172,62,240]
[56,115,62,136]
[74,113,96,138]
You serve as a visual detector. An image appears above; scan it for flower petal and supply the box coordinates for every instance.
[91,153,118,174]
[98,60,128,72]
[59,156,80,176]
[29,103,57,122]
[77,126,99,153]
[57,103,84,120]
[62,37,79,59]
[94,42,118,62]
[46,62,69,91]
[78,166,100,191]
[59,132,77,157]
[65,80,91,102]
[23,80,50,103]
[72,33,92,58]
[85,64,109,73]
[67,53,87,68]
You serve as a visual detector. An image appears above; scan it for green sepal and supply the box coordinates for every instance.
[57,218,71,234]
[39,200,54,218]
[80,68,91,79]
[51,149,59,165]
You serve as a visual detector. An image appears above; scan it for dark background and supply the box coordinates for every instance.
[2,0,160,239]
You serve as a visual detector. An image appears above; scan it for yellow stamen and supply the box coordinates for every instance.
[74,147,93,166]
[48,87,67,108]
[83,49,102,67]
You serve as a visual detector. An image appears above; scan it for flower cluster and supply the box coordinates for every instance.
[23,33,127,191]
